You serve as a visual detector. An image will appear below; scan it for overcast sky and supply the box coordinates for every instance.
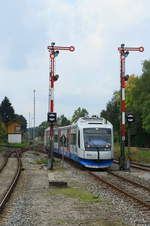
[0,0,149,126]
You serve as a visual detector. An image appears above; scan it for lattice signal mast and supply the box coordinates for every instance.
[118,44,144,170]
[47,43,75,114]
[47,42,75,169]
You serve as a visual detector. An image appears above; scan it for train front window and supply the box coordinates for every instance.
[83,128,111,150]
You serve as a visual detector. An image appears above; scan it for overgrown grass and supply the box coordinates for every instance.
[0,142,30,147]
[34,159,48,165]
[114,143,150,164]
[48,187,100,203]
[0,147,5,152]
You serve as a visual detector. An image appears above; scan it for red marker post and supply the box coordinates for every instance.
[47,42,75,169]
[118,44,144,170]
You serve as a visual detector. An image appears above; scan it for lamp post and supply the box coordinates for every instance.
[28,112,31,142]
[33,89,36,142]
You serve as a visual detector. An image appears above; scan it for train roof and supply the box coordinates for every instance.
[45,117,112,131]
[74,117,113,128]
[77,117,112,124]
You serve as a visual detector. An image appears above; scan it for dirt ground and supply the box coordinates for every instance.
[0,151,140,226]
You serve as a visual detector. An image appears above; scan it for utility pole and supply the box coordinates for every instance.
[118,44,144,170]
[47,42,75,169]
[33,89,36,143]
[28,112,31,142]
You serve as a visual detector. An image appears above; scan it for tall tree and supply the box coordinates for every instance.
[71,107,88,122]
[0,118,7,142]
[142,100,150,133]
[100,60,150,147]
[57,115,70,126]
[130,60,150,135]
[125,74,138,112]
[14,114,27,132]
[37,121,49,138]
[100,92,120,139]
[0,97,15,123]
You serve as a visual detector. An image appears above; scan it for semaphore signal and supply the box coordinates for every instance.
[118,43,144,170]
[47,42,75,169]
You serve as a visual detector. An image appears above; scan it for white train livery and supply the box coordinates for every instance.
[44,117,114,168]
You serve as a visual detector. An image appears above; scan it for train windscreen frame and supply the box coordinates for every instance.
[83,128,112,151]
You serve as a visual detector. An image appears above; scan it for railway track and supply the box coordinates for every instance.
[88,170,150,210]
[1,146,149,211]
[130,161,150,172]
[0,152,10,173]
[0,150,22,213]
[54,151,150,210]
[114,159,150,172]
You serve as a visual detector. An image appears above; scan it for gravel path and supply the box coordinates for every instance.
[0,151,149,226]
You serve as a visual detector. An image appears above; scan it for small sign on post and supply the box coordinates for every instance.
[126,113,135,170]
[47,112,57,123]
[127,114,134,123]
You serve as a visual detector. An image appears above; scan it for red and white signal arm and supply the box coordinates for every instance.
[139,47,144,52]
[69,46,75,52]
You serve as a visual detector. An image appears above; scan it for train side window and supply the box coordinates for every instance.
[54,135,58,143]
[70,134,76,145]
[78,130,80,148]
[46,132,49,143]
[67,135,70,147]
[58,135,61,147]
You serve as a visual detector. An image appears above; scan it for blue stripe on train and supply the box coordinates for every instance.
[54,148,113,168]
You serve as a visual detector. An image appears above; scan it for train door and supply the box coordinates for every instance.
[77,128,85,158]
[58,128,61,153]
[67,127,71,157]
[70,127,77,160]
[54,128,59,151]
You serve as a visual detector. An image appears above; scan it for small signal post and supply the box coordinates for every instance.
[47,42,75,169]
[118,44,144,170]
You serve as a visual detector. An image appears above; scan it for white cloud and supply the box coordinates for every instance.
[0,0,149,125]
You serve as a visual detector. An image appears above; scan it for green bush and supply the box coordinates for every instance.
[0,121,7,142]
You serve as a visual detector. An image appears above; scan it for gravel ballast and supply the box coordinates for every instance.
[0,151,149,226]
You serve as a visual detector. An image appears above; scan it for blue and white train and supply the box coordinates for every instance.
[44,117,114,168]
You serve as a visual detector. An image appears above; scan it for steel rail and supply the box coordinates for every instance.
[130,164,150,172]
[0,155,9,173]
[0,151,22,212]
[48,151,150,209]
[107,171,150,192]
[131,161,150,168]
[88,171,150,209]
[0,144,46,154]
[113,160,150,172]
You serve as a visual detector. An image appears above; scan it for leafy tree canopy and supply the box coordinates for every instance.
[100,92,120,134]
[0,97,27,133]
[0,119,7,141]
[0,97,15,123]
[14,114,27,132]
[100,59,150,146]
[37,121,49,138]
[71,107,88,122]
[57,115,70,126]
